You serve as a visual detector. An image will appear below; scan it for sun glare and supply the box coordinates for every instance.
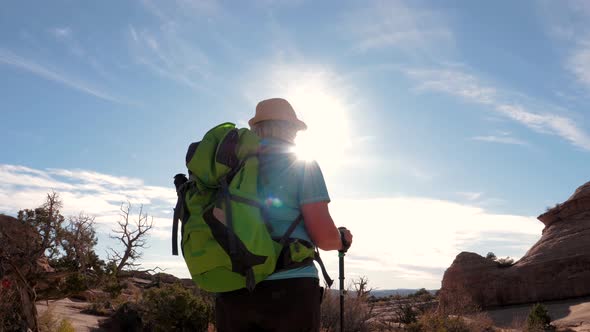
[251,64,354,170]
[291,91,351,169]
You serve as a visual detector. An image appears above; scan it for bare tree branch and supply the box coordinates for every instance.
[107,202,154,274]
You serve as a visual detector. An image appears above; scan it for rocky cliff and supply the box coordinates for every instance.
[439,182,590,311]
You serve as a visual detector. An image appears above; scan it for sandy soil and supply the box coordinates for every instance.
[485,296,590,331]
[36,298,107,332]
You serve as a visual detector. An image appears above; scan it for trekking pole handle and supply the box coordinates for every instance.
[338,227,351,253]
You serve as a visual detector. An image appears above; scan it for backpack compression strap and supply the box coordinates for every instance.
[172,173,189,256]
[277,214,334,288]
[172,141,201,256]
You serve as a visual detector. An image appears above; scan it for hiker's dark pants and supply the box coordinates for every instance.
[215,277,321,332]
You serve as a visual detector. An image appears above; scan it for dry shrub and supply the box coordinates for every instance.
[56,319,75,332]
[38,306,60,332]
[0,278,25,331]
[320,278,377,332]
[416,311,470,332]
[82,295,115,317]
[438,284,481,315]
[37,306,75,332]
[464,312,495,331]
[404,310,497,332]
[508,313,527,331]
[83,289,133,317]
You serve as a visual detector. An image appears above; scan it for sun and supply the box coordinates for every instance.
[289,91,351,169]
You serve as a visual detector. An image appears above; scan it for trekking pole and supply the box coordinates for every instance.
[338,227,350,332]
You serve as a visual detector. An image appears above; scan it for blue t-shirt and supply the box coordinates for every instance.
[257,138,331,280]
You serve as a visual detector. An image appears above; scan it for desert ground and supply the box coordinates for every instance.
[484,296,590,331]
[37,295,590,331]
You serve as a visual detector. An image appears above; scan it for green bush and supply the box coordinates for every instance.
[526,303,554,331]
[101,302,144,332]
[82,297,114,317]
[101,284,213,332]
[104,278,124,298]
[140,284,212,332]
[496,257,515,268]
[396,304,418,325]
[62,273,88,294]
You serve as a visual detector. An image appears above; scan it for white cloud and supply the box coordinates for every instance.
[318,197,543,288]
[0,164,546,289]
[0,164,175,219]
[0,49,125,104]
[403,66,590,151]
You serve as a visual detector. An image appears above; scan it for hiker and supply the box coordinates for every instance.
[214,98,353,332]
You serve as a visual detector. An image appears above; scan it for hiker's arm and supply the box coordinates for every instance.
[302,201,345,251]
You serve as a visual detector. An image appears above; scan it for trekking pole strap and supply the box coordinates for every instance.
[316,249,334,288]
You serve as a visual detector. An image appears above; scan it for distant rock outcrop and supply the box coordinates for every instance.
[439,182,590,311]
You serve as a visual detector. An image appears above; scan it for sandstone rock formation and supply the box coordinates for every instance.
[0,214,44,330]
[439,182,590,311]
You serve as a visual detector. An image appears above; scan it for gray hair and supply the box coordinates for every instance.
[250,120,299,143]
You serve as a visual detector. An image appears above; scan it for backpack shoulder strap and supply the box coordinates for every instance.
[278,214,303,246]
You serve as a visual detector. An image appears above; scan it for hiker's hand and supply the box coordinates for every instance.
[338,227,352,252]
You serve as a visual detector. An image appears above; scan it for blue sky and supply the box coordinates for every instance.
[1,0,590,290]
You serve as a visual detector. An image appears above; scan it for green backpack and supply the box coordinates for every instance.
[172,122,333,293]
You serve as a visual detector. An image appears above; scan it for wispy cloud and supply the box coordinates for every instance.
[403,66,590,151]
[50,27,72,39]
[140,0,221,21]
[407,68,496,104]
[345,0,453,55]
[0,49,125,104]
[472,134,529,146]
[48,26,86,58]
[129,0,230,92]
[456,191,483,201]
[539,1,590,92]
[567,39,590,88]
[127,24,210,91]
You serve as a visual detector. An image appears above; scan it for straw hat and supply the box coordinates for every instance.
[248,98,307,130]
